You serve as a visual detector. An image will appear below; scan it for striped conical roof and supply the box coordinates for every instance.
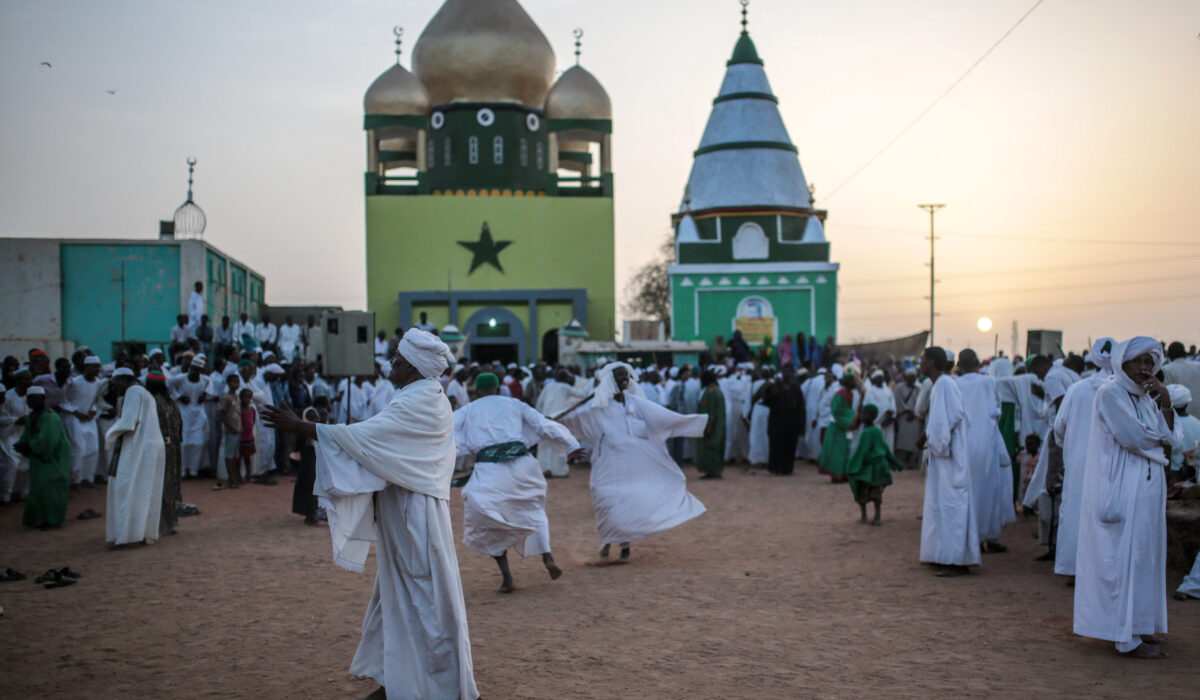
[680,31,811,212]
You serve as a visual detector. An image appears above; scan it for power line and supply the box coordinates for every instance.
[842,273,1195,304]
[840,292,1200,322]
[823,0,1046,201]
[832,223,1200,248]
[840,253,1200,287]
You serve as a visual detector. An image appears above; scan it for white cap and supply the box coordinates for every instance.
[264,363,285,375]
[26,386,45,396]
[84,356,102,366]
[1168,384,1192,408]
[262,351,276,360]
[148,348,164,357]
[112,367,135,378]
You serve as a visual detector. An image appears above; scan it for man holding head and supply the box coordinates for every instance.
[264,328,477,700]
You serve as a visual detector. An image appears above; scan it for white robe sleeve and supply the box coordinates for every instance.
[1096,388,1173,464]
[925,378,961,458]
[633,396,708,439]
[519,402,580,453]
[105,389,145,449]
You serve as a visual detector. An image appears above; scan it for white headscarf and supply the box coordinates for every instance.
[593,361,644,408]
[1090,336,1115,373]
[1168,384,1192,409]
[1110,336,1163,398]
[397,328,455,380]
[988,357,1013,378]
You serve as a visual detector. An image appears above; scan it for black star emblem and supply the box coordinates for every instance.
[458,222,512,274]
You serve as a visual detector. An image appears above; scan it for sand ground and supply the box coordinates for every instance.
[1,461,1196,699]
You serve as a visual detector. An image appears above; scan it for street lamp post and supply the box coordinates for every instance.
[918,203,945,346]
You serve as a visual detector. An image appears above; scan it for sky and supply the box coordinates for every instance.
[2,0,1198,355]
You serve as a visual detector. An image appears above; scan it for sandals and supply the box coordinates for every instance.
[76,508,102,520]
[35,567,81,589]
[1,567,27,582]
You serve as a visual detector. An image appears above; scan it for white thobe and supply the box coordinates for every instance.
[722,374,751,462]
[799,378,827,459]
[454,395,579,557]
[168,374,210,476]
[745,379,770,465]
[863,383,897,449]
[446,379,470,411]
[1164,359,1200,420]
[640,382,663,406]
[1073,382,1173,651]
[535,378,590,477]
[311,378,476,699]
[1052,373,1109,575]
[254,322,278,346]
[368,381,395,418]
[231,320,255,345]
[277,323,303,361]
[62,375,105,483]
[682,377,701,460]
[1169,413,1200,472]
[0,389,31,501]
[957,373,1014,542]
[1178,552,1200,599]
[337,379,373,424]
[920,375,980,567]
[187,290,204,335]
[1022,368,1080,543]
[105,386,166,545]
[560,395,707,544]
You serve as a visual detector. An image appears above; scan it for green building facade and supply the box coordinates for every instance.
[669,18,838,350]
[362,0,614,364]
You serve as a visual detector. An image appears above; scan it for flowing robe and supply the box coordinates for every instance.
[1,389,31,502]
[682,377,701,460]
[535,378,590,477]
[745,379,770,465]
[765,381,805,474]
[1023,367,1080,543]
[105,385,166,545]
[152,392,183,536]
[168,374,210,477]
[957,373,1014,542]
[187,290,204,335]
[1073,381,1173,649]
[846,424,899,502]
[799,377,827,459]
[1053,373,1108,576]
[722,374,751,462]
[62,375,104,484]
[818,390,857,479]
[312,378,477,699]
[560,394,707,543]
[454,395,579,557]
[277,323,303,361]
[695,385,726,475]
[863,383,897,449]
[19,411,72,527]
[893,381,922,456]
[919,375,980,567]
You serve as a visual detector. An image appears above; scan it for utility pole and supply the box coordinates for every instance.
[918,203,945,347]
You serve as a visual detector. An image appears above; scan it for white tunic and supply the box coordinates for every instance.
[168,374,210,447]
[61,375,104,478]
[1052,372,1109,575]
[799,377,828,459]
[560,394,707,544]
[277,323,303,361]
[920,374,980,567]
[722,374,751,461]
[454,395,579,557]
[1073,381,1173,648]
[312,378,477,699]
[105,386,166,545]
[957,373,1014,542]
[535,378,590,477]
[746,379,770,465]
[863,382,897,449]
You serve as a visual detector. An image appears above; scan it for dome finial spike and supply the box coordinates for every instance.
[186,157,196,202]
[573,28,583,66]
[740,0,749,35]
[393,26,403,65]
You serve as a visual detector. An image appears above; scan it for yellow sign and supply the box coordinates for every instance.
[735,316,775,344]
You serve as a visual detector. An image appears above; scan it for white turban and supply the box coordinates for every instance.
[1090,337,1115,373]
[112,367,135,379]
[831,364,844,379]
[264,363,284,376]
[1168,384,1192,408]
[869,369,884,380]
[593,361,644,408]
[26,385,45,396]
[398,328,455,380]
[148,348,163,358]
[669,367,679,379]
[1110,336,1163,397]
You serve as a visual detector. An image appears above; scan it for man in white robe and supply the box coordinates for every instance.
[722,365,751,462]
[263,329,478,699]
[535,369,591,477]
[1053,338,1114,578]
[186,282,205,338]
[745,369,770,466]
[453,372,581,592]
[254,313,278,350]
[1,369,33,502]
[1166,384,1200,476]
[1074,337,1176,658]
[167,356,212,478]
[62,356,105,485]
[277,316,303,362]
[559,362,708,562]
[681,369,702,460]
[1023,355,1081,548]
[105,368,166,547]
[918,347,980,576]
[800,369,830,460]
[955,350,1014,551]
[863,369,897,450]
[231,313,255,349]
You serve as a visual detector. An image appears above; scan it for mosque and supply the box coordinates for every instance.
[362,0,614,365]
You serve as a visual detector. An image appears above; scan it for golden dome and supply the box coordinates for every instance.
[412,0,555,108]
[545,65,611,120]
[364,63,431,116]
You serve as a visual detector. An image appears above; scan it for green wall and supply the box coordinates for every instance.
[670,271,837,347]
[365,195,615,340]
[61,243,180,355]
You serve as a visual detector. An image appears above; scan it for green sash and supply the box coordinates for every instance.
[476,441,530,463]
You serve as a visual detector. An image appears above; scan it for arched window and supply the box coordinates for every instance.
[427,138,435,167]
[519,138,528,167]
[443,137,451,167]
[493,136,503,164]
[732,222,770,260]
[535,142,545,170]
[468,136,479,164]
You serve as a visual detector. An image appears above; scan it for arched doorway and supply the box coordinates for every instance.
[541,329,559,366]
[463,307,526,366]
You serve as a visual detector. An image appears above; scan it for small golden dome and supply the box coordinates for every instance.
[364,63,431,116]
[545,65,611,120]
[413,0,555,107]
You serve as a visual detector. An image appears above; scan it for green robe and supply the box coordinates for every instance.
[818,390,857,479]
[846,424,900,502]
[998,401,1019,499]
[20,411,72,528]
[696,385,726,474]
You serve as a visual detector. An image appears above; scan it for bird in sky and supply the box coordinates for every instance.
[106,89,118,95]
[40,61,52,68]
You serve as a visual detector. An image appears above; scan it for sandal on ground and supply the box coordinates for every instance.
[1,567,27,582]
[76,508,102,520]
[56,567,82,580]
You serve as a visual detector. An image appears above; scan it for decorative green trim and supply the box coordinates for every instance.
[693,141,798,157]
[379,150,417,162]
[547,118,612,134]
[559,151,592,164]
[363,114,427,130]
[727,33,763,66]
[713,91,777,105]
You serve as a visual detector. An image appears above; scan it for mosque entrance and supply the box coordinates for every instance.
[463,306,526,365]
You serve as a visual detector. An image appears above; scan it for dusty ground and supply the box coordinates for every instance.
[1,462,1196,699]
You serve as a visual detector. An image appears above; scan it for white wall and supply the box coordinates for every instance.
[0,239,64,356]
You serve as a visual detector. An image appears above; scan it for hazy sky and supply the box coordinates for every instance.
[2,0,1198,354]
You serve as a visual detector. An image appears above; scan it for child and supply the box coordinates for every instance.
[218,374,242,489]
[1018,433,1042,511]
[845,404,901,525]
[237,387,257,484]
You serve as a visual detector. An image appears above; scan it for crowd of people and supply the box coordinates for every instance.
[4,313,1200,694]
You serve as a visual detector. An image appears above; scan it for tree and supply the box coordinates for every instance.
[623,234,673,331]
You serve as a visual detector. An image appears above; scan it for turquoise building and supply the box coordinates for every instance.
[668,13,838,350]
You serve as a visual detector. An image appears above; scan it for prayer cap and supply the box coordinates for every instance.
[1168,384,1192,408]
[861,403,879,417]
[398,328,455,380]
[149,348,164,357]
[263,351,276,359]
[817,368,827,375]
[26,386,45,396]
[870,369,884,380]
[903,368,917,377]
[14,367,31,378]
[475,373,499,390]
[507,362,518,370]
[264,363,285,375]
[831,364,844,379]
[146,372,167,384]
[84,356,101,366]
[112,367,135,379]
[238,359,253,368]
[191,357,207,369]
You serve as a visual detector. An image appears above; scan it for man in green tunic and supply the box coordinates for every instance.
[818,375,859,482]
[15,386,72,529]
[696,369,726,479]
[846,404,901,525]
